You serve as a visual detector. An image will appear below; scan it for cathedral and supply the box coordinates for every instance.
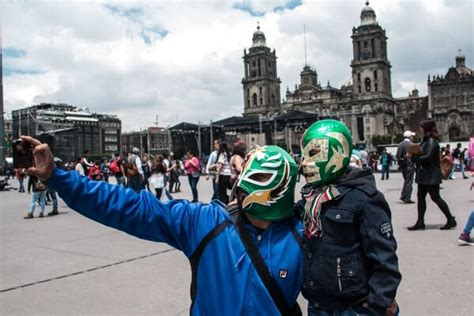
[172,1,472,157]
[241,1,473,145]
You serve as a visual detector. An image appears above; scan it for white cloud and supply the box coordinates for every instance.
[1,0,473,131]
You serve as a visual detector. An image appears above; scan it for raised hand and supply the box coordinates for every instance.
[21,136,55,181]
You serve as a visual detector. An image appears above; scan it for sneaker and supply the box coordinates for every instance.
[404,199,415,204]
[458,232,473,245]
[24,213,34,219]
[39,213,44,218]
[48,210,59,216]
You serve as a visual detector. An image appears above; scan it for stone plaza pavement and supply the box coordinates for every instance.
[0,172,472,315]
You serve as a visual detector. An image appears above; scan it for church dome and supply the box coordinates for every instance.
[360,1,377,26]
[252,25,267,47]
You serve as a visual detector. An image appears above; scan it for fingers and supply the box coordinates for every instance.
[32,143,50,156]
[20,136,42,148]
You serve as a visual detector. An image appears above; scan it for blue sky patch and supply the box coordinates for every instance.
[3,48,26,58]
[104,4,144,22]
[233,0,302,16]
[233,2,265,17]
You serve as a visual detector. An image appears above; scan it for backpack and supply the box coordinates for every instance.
[126,156,139,177]
[110,159,119,174]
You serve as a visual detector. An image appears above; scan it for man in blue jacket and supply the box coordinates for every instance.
[22,136,303,316]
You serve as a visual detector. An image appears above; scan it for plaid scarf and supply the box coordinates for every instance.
[303,186,340,239]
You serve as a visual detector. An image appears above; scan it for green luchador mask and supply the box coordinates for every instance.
[301,119,353,187]
[237,145,297,221]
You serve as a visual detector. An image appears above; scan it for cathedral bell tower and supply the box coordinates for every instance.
[242,25,281,117]
[351,1,392,97]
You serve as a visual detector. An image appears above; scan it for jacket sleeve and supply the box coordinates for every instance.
[359,191,402,312]
[412,138,436,163]
[45,168,222,257]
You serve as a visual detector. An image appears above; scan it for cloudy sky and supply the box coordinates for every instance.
[2,0,473,131]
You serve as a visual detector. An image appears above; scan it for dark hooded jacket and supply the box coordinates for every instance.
[296,167,401,315]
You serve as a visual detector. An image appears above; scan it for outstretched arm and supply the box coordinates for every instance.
[21,136,223,257]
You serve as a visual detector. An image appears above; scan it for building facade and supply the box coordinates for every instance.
[428,52,474,141]
[242,2,432,147]
[122,127,171,157]
[11,103,121,161]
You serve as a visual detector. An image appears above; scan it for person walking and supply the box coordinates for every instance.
[24,175,47,219]
[449,143,467,179]
[149,156,166,200]
[184,151,200,202]
[205,140,220,200]
[297,120,401,316]
[162,153,174,200]
[408,120,457,230]
[172,156,182,192]
[15,168,25,192]
[216,142,232,204]
[397,131,416,203]
[111,153,126,187]
[127,147,144,193]
[142,155,152,191]
[100,159,109,183]
[75,157,85,176]
[21,136,303,316]
[380,147,391,180]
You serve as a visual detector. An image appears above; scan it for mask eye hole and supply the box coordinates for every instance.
[309,147,321,157]
[248,172,273,183]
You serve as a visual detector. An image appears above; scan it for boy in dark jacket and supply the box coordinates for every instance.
[298,120,401,316]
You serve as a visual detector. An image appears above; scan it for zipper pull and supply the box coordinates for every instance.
[336,257,342,292]
[256,234,262,244]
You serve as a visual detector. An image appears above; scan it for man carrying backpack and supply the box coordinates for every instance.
[22,135,303,316]
[127,147,144,193]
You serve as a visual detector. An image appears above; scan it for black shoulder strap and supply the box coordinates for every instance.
[289,223,303,251]
[189,220,232,305]
[235,213,301,316]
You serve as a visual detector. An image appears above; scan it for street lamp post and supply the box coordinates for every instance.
[197,121,202,158]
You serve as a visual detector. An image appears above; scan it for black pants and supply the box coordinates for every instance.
[400,166,414,201]
[417,184,453,222]
[217,175,231,204]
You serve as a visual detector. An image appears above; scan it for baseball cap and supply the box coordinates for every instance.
[403,131,415,138]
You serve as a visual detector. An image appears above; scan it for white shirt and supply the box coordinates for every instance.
[206,150,218,174]
[75,163,85,176]
[218,153,232,176]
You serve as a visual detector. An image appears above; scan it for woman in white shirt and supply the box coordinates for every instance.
[149,155,166,200]
[216,142,232,204]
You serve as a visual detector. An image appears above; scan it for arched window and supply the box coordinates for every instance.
[252,93,258,106]
[357,73,361,82]
[271,94,275,104]
[373,70,377,79]
[358,85,362,93]
[365,78,371,92]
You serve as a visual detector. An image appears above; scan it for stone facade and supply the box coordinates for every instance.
[242,2,433,147]
[242,25,281,117]
[428,53,474,141]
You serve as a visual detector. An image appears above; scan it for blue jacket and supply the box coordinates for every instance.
[46,168,303,315]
